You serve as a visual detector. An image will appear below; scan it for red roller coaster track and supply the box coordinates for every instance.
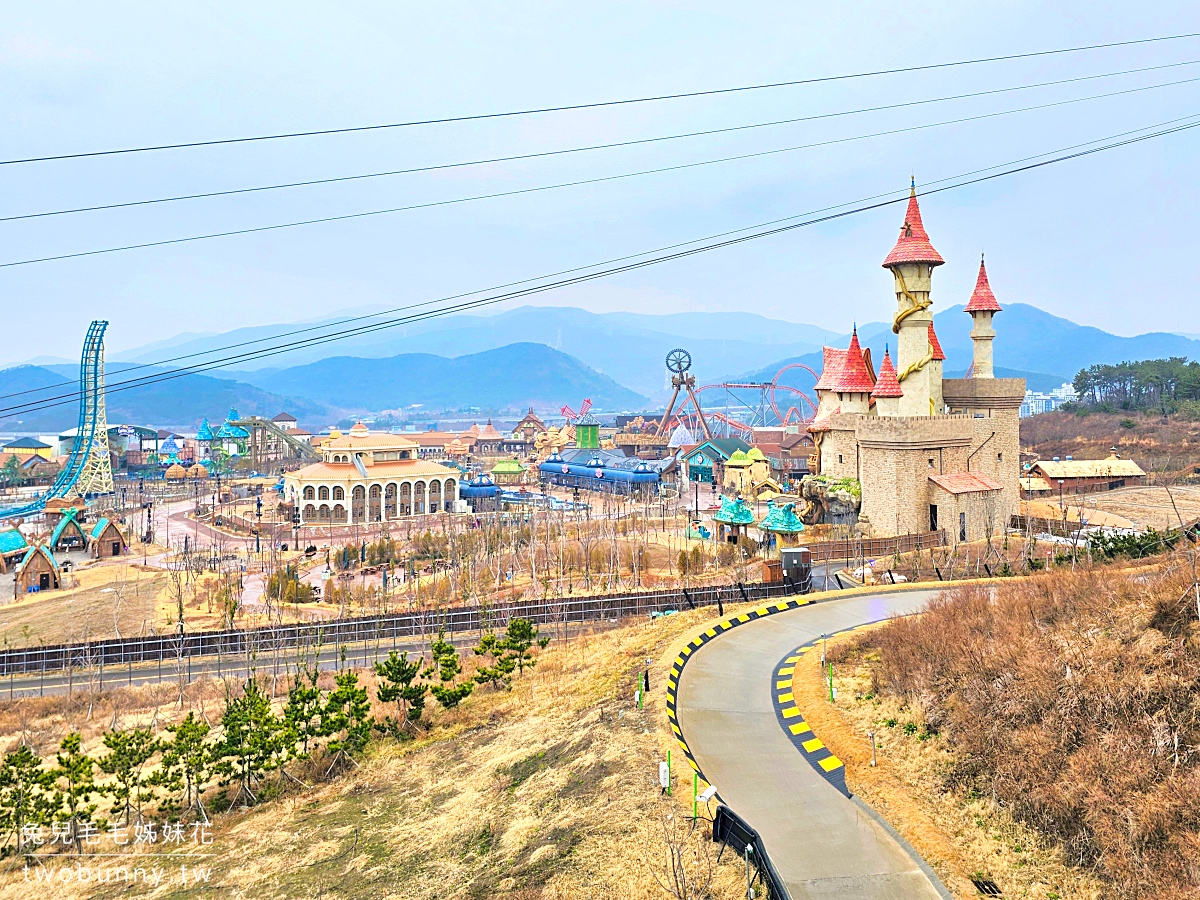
[660,362,821,437]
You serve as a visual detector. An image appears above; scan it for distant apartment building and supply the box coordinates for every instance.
[1020,383,1078,418]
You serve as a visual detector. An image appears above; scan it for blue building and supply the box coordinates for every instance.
[537,449,666,495]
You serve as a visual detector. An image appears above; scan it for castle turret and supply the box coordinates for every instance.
[927,322,946,414]
[871,346,903,417]
[964,254,1001,378]
[883,180,944,417]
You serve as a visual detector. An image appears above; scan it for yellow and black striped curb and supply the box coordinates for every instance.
[664,595,814,798]
[774,621,886,798]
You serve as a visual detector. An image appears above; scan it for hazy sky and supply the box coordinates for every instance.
[2,2,1198,366]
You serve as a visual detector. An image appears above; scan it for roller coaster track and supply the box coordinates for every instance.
[0,321,113,520]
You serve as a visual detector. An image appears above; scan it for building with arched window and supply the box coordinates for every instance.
[283,422,460,526]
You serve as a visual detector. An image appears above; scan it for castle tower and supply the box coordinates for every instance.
[882,180,944,417]
[832,327,875,415]
[964,254,1002,378]
[870,346,903,417]
[927,322,946,414]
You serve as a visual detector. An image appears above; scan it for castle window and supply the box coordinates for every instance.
[927,458,934,468]
[837,454,843,464]
[997,452,1003,462]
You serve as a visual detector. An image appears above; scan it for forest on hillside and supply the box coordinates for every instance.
[1072,358,1200,414]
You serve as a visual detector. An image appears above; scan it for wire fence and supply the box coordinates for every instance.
[0,581,799,680]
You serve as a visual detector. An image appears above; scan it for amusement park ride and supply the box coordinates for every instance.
[0,321,115,520]
[615,348,818,449]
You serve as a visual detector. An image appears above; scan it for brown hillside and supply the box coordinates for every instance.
[1021,409,1200,476]
[847,568,1200,899]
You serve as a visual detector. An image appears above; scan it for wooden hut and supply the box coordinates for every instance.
[50,508,87,552]
[43,497,86,528]
[15,544,60,593]
[89,517,126,559]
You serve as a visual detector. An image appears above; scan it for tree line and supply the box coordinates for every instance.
[1072,358,1200,413]
[0,618,548,857]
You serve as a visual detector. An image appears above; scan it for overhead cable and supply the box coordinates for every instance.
[3,71,1198,272]
[1,31,1198,167]
[4,56,1198,224]
[4,111,1198,418]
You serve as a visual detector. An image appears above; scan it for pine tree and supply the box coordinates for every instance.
[501,618,550,676]
[215,679,290,806]
[473,631,517,690]
[97,728,159,826]
[0,744,57,855]
[53,733,97,853]
[153,713,213,823]
[374,650,427,734]
[284,661,326,757]
[322,671,372,770]
[428,628,474,709]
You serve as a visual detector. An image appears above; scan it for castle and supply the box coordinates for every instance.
[807,184,1023,543]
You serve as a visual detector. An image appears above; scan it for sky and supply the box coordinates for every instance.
[1,2,1199,366]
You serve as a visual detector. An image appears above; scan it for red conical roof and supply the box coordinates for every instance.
[871,349,904,399]
[927,323,946,361]
[964,255,1002,312]
[830,328,876,393]
[882,183,944,269]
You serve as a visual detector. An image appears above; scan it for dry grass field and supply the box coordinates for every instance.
[827,562,1200,899]
[0,601,762,900]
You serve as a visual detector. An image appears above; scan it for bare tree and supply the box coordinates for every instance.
[649,813,714,900]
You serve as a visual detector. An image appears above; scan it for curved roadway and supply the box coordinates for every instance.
[676,589,949,900]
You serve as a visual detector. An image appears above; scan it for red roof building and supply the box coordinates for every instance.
[927,323,946,361]
[964,255,1002,312]
[882,183,944,269]
[871,349,904,399]
[815,329,875,394]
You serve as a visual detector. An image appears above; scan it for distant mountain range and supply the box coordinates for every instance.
[0,344,645,432]
[4,302,1200,433]
[240,343,646,413]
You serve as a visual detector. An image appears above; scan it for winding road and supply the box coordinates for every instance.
[676,588,951,900]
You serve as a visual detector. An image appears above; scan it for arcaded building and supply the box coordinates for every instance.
[284,423,460,525]
[808,185,1023,544]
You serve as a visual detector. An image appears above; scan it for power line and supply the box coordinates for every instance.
[2,31,1199,167]
[5,57,1197,224]
[4,71,1198,273]
[4,111,1198,420]
[4,106,1197,407]
[4,108,1198,406]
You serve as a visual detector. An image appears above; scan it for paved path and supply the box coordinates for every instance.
[676,589,948,900]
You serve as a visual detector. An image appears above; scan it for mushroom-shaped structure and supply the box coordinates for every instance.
[187,463,208,479]
[165,463,188,481]
[712,495,755,526]
[758,500,806,549]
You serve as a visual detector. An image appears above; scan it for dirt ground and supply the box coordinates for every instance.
[797,627,1104,900]
[1073,483,1200,531]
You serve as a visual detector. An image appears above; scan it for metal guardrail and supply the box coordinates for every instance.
[0,581,798,677]
[713,804,791,899]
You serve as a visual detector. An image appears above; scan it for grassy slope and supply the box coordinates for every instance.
[0,603,763,900]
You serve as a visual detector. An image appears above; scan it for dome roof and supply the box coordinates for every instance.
[165,464,188,480]
[186,464,208,478]
[349,421,369,436]
[746,447,766,461]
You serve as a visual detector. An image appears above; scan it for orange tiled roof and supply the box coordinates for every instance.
[928,472,1002,494]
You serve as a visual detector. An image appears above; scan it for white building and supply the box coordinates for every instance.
[283,423,461,525]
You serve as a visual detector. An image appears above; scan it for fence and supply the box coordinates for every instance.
[713,804,791,899]
[804,530,946,564]
[0,581,797,678]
